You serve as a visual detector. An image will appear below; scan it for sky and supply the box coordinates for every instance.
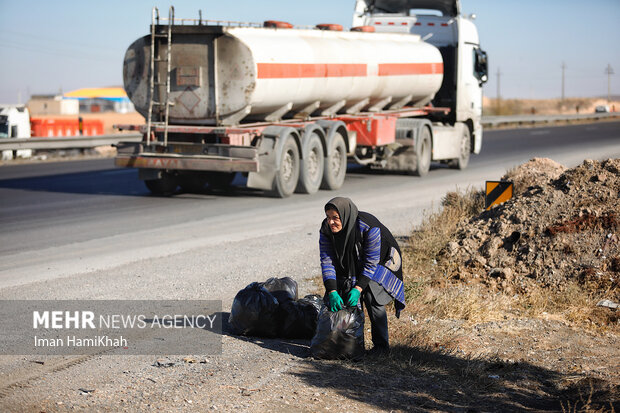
[0,0,619,104]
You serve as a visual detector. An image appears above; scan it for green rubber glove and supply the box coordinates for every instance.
[347,288,361,307]
[327,291,343,312]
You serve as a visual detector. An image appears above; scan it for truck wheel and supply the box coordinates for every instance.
[414,127,431,177]
[320,131,347,190]
[449,126,471,170]
[271,136,300,198]
[296,131,324,194]
[178,174,206,193]
[144,172,178,196]
[207,172,236,190]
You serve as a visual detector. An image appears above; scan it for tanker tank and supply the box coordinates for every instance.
[123,24,444,125]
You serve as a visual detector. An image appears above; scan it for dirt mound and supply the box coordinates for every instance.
[501,158,566,195]
[441,158,620,300]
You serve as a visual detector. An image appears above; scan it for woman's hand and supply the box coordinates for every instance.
[327,291,344,312]
[347,286,362,307]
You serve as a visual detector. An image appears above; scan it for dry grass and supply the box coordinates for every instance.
[309,184,617,410]
[483,96,620,116]
[402,187,500,324]
[400,187,618,330]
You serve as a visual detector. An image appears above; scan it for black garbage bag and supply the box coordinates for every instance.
[310,306,365,360]
[228,282,280,337]
[299,294,322,313]
[262,277,298,303]
[279,294,323,339]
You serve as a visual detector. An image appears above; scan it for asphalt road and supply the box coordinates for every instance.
[0,121,618,411]
[0,121,618,289]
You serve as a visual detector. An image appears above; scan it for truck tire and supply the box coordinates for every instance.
[271,136,300,198]
[320,131,347,190]
[414,126,431,177]
[144,172,178,196]
[207,172,236,190]
[178,174,206,193]
[448,126,471,170]
[296,130,325,194]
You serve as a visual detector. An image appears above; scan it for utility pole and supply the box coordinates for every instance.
[605,64,614,103]
[561,62,566,101]
[496,67,501,113]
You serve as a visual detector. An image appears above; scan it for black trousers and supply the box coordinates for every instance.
[361,283,390,350]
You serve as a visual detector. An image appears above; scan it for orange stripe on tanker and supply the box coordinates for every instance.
[378,62,443,76]
[257,63,367,79]
[257,62,443,79]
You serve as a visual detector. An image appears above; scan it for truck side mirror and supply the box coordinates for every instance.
[474,48,488,86]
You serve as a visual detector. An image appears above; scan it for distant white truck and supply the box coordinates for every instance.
[0,105,32,160]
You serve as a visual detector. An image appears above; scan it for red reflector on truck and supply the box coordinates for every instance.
[316,23,343,31]
[263,20,293,29]
[351,26,375,32]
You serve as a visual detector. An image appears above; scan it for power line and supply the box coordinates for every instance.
[0,29,118,53]
[0,43,116,63]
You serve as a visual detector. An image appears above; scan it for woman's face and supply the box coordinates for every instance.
[326,209,342,233]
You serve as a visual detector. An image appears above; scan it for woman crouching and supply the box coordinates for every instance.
[319,197,405,354]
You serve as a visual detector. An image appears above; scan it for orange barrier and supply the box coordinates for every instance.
[31,118,104,137]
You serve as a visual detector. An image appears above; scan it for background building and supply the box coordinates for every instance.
[27,94,79,116]
[62,87,135,114]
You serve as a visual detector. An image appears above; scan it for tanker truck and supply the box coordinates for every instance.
[115,0,488,196]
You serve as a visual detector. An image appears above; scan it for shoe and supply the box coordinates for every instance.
[367,346,390,357]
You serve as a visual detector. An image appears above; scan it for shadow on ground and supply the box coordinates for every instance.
[218,312,618,412]
[0,168,265,198]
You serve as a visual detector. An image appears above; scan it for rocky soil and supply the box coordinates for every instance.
[441,158,619,307]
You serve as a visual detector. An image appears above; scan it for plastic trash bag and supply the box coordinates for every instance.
[262,277,298,303]
[299,294,322,314]
[310,306,365,360]
[279,294,323,339]
[228,282,280,337]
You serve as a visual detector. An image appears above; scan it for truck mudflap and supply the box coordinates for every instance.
[114,142,258,173]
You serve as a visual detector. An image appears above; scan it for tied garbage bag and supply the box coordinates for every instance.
[279,294,322,339]
[299,294,322,314]
[229,282,280,337]
[310,306,365,360]
[262,277,298,303]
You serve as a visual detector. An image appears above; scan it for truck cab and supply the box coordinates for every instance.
[0,105,32,160]
[353,0,488,153]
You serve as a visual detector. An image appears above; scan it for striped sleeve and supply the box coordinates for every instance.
[358,226,381,289]
[319,232,337,291]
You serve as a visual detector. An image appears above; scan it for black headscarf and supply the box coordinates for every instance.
[320,197,360,277]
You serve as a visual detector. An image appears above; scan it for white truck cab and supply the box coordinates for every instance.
[353,0,488,153]
[0,105,32,160]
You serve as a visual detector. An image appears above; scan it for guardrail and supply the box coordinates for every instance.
[0,133,142,151]
[482,112,620,128]
[0,112,618,152]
